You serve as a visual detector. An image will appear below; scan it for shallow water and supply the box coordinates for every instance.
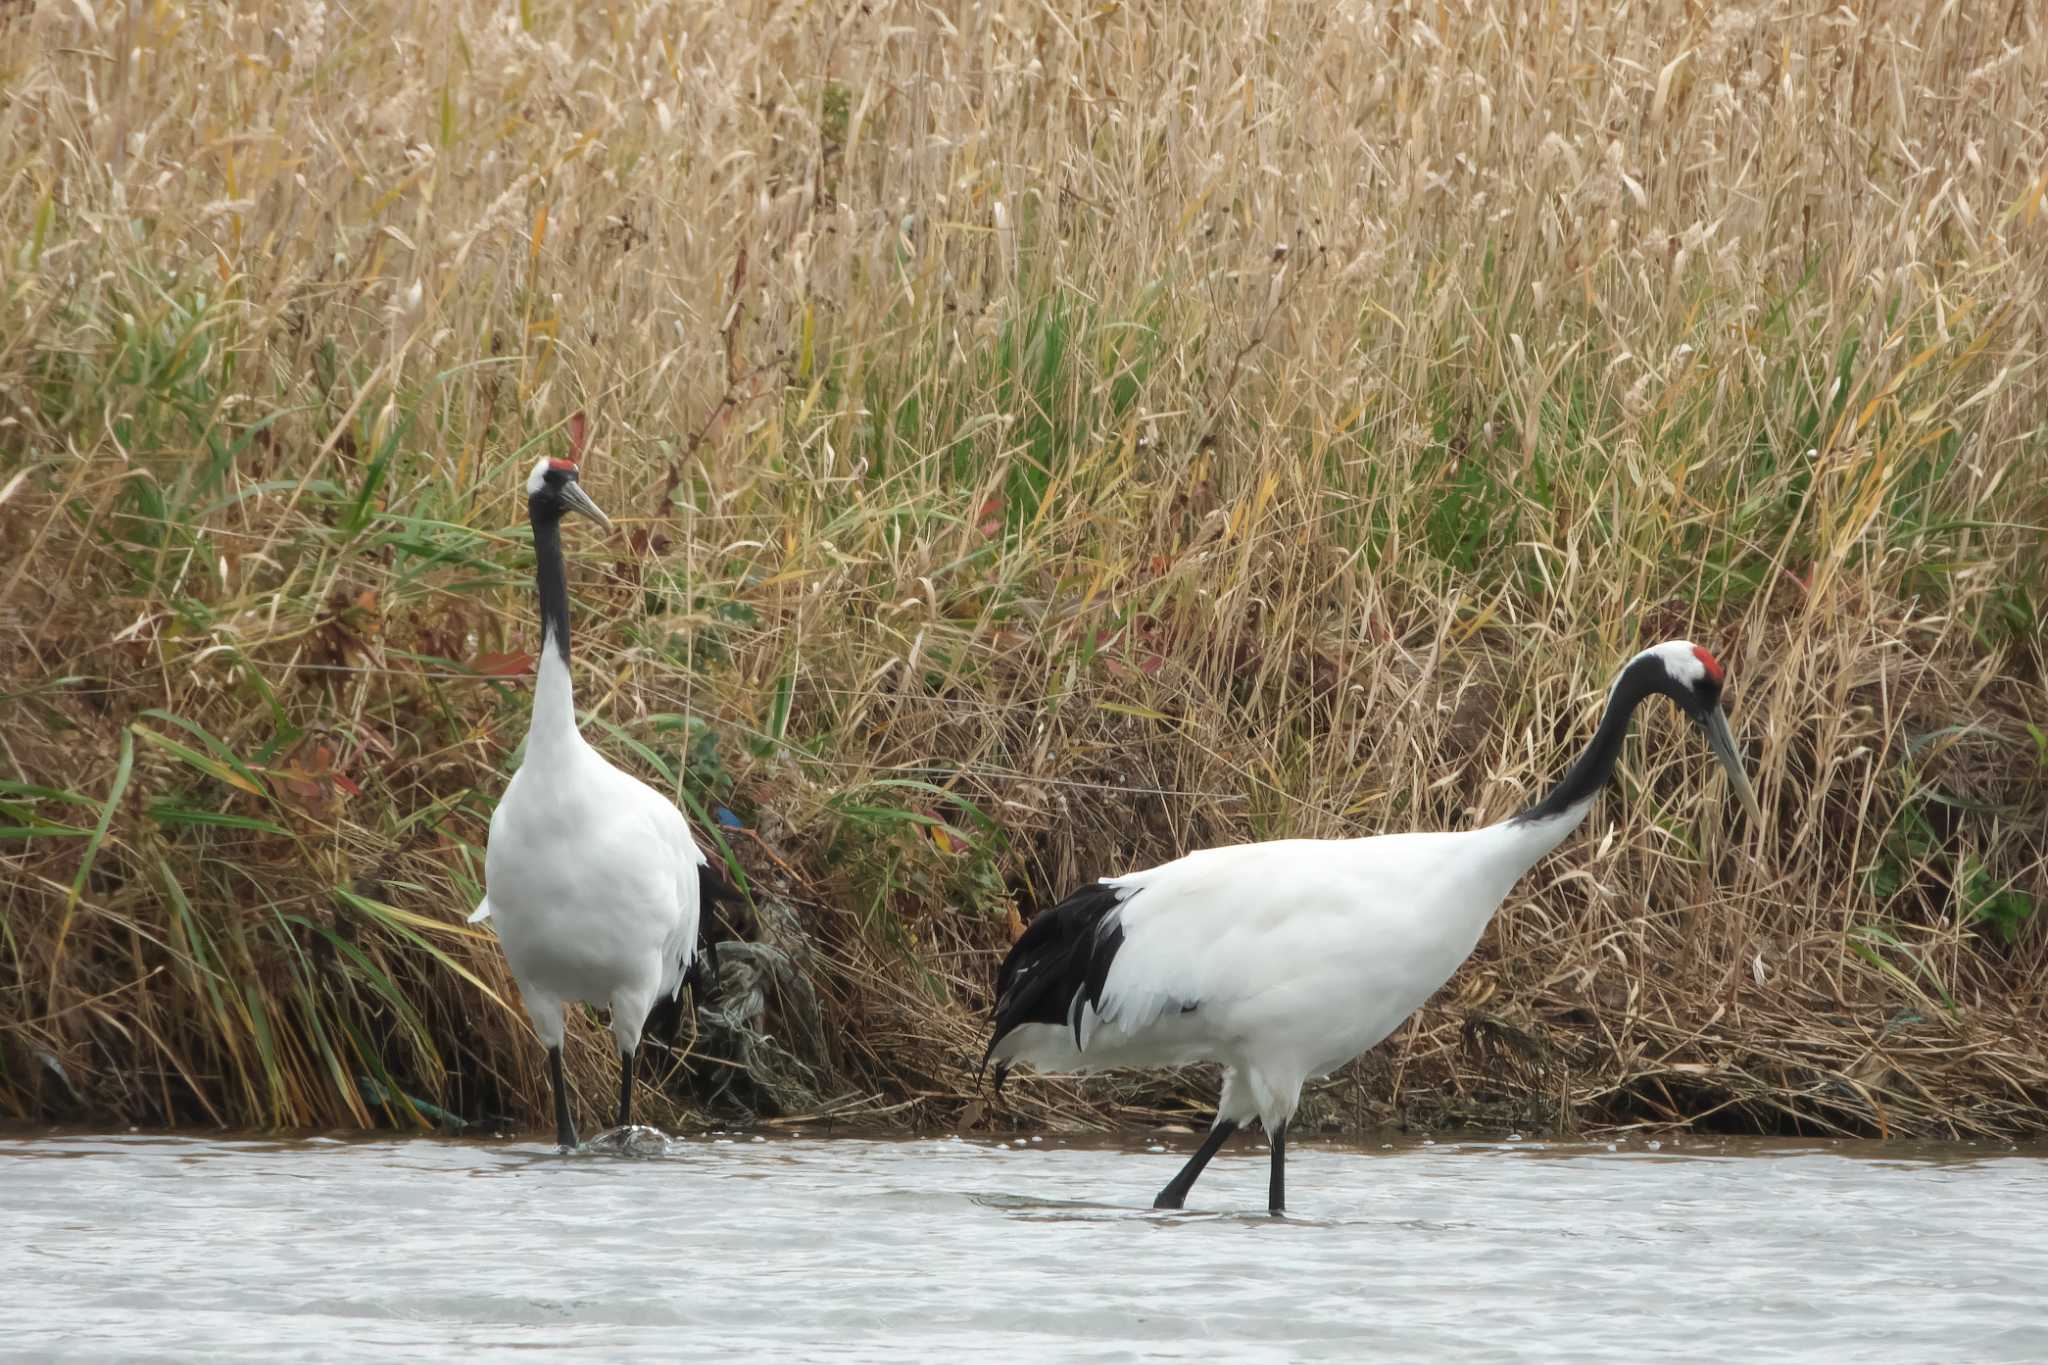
[3,1130,2045,1362]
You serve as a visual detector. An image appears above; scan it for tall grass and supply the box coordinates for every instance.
[2,0,2044,1139]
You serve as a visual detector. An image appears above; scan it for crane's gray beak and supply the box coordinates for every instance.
[1697,704,1763,825]
[561,480,613,532]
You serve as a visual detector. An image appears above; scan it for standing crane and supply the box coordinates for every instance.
[983,640,1763,1214]
[472,417,733,1150]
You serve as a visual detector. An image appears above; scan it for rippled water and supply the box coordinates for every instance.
[4,1130,2045,1362]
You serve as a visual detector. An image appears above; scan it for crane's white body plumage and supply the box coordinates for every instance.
[988,808,1585,1133]
[483,639,705,1056]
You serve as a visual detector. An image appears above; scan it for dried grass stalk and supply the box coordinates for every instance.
[0,0,2043,1139]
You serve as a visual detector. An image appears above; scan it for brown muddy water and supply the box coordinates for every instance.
[2,1130,2044,1362]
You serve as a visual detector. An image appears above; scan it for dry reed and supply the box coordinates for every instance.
[1,0,2044,1139]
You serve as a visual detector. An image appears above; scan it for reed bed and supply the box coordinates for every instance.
[2,0,2044,1139]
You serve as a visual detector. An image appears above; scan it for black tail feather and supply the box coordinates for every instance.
[644,857,748,1047]
[982,882,1126,1076]
[682,858,745,1001]
[698,856,745,911]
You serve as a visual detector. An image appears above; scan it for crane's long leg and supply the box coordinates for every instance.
[548,1046,578,1151]
[1267,1121,1287,1215]
[1153,1119,1239,1210]
[616,1046,635,1129]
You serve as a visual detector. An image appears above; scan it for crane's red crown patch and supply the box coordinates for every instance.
[546,457,578,472]
[1692,646,1725,684]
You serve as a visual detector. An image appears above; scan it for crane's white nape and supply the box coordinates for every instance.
[1638,639,1717,688]
[524,456,562,495]
[480,413,737,1151]
[984,638,1761,1215]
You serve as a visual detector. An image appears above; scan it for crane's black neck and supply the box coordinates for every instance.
[1511,657,1670,825]
[530,495,571,666]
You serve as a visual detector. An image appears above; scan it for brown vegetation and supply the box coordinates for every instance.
[2,0,2045,1140]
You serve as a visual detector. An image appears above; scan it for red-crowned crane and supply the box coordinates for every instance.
[984,640,1762,1214]
[471,416,734,1150]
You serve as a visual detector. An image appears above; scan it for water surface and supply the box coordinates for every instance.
[3,1130,2044,1362]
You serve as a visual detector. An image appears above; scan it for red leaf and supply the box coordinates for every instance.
[471,650,536,679]
[272,768,320,800]
[568,411,588,462]
[976,496,1004,538]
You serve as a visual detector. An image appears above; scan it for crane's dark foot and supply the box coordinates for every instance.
[1267,1120,1287,1216]
[548,1046,579,1152]
[1151,1118,1239,1211]
[616,1046,635,1130]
